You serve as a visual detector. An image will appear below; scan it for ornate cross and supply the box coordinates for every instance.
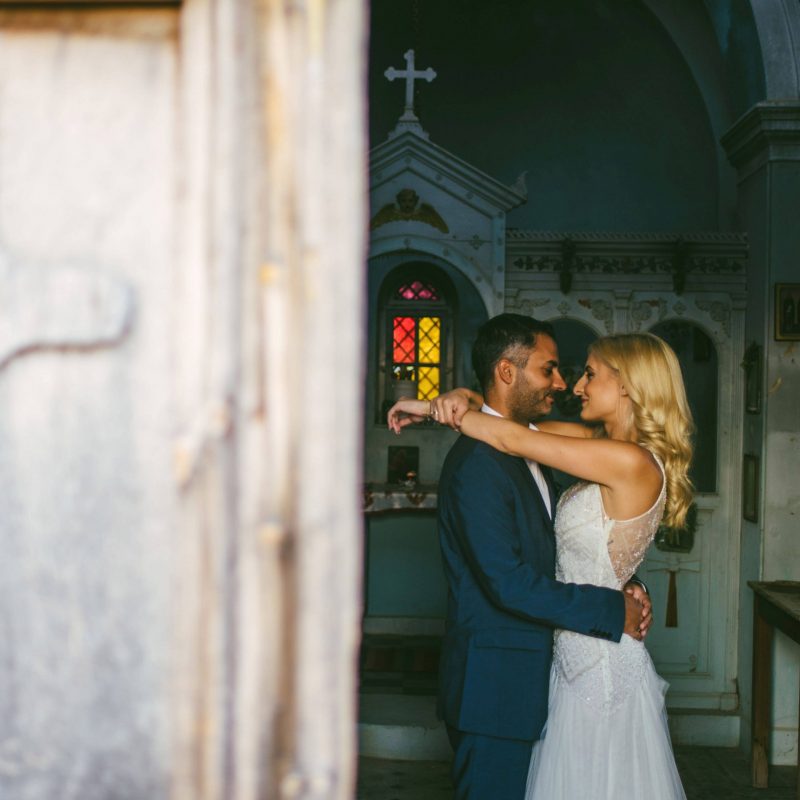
[384,49,436,122]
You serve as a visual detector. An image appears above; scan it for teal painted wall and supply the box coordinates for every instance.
[371,0,720,232]
[366,512,447,618]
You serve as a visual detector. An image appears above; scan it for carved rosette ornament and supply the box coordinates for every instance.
[578,298,614,333]
[468,234,489,250]
[695,299,732,338]
[630,299,668,331]
[505,295,550,316]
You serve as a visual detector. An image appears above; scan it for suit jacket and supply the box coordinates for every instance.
[436,434,625,742]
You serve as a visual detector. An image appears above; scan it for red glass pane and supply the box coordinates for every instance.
[393,316,416,363]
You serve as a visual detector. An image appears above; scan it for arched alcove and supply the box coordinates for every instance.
[651,319,718,493]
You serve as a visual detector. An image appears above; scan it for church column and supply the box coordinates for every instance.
[722,101,800,763]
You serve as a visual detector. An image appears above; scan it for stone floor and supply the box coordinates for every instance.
[357,746,797,799]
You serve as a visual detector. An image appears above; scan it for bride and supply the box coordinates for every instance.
[388,332,691,799]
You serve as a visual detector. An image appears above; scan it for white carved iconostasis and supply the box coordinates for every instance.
[505,233,746,744]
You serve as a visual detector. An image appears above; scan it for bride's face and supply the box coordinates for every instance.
[573,354,628,425]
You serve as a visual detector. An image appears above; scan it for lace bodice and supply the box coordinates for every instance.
[554,453,666,590]
[552,454,666,699]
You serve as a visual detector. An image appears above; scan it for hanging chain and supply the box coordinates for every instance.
[411,0,422,116]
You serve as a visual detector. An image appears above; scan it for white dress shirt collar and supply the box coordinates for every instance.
[480,404,552,517]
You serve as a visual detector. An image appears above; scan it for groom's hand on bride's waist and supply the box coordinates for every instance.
[623,592,644,640]
[623,583,653,639]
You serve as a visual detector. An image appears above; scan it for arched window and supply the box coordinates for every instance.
[378,264,455,419]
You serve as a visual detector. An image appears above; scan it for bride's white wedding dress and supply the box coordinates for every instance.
[526,454,686,799]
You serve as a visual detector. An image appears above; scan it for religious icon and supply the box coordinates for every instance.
[775,283,800,341]
[387,445,419,485]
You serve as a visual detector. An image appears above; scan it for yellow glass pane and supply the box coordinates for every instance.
[418,316,441,364]
[417,367,440,401]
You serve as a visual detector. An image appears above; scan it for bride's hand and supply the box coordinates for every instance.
[430,388,479,430]
[388,388,482,434]
[387,397,430,434]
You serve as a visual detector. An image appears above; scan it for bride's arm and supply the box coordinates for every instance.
[388,388,596,440]
[536,420,595,438]
[388,387,482,434]
[457,410,650,490]
[427,389,594,439]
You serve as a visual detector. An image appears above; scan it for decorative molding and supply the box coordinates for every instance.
[507,231,747,311]
[721,101,800,179]
[370,188,448,233]
[507,230,748,243]
[510,171,528,197]
[696,299,732,337]
[508,232,747,279]
[630,299,668,330]
[578,298,614,332]
[370,130,526,212]
[505,295,550,315]
[467,234,489,250]
[368,235,503,318]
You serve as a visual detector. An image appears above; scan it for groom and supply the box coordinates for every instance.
[436,313,649,799]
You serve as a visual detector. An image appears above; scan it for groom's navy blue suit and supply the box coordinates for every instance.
[437,433,626,799]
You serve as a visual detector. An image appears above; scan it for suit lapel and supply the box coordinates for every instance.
[540,464,558,517]
[512,456,555,534]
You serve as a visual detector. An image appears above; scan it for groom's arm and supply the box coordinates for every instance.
[443,447,639,640]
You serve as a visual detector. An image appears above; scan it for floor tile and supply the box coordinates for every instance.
[357,746,797,799]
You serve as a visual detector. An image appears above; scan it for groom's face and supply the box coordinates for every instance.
[508,333,566,423]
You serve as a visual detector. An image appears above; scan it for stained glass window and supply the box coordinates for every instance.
[396,280,439,301]
[390,314,442,400]
[384,273,449,404]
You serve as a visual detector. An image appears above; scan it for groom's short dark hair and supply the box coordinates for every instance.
[472,314,556,393]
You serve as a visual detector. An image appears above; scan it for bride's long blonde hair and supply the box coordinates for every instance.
[589,333,694,528]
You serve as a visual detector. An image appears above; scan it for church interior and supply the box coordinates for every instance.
[360,0,800,795]
[0,0,797,798]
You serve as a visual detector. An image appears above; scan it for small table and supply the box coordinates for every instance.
[749,580,800,798]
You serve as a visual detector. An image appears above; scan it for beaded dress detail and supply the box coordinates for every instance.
[525,453,687,799]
